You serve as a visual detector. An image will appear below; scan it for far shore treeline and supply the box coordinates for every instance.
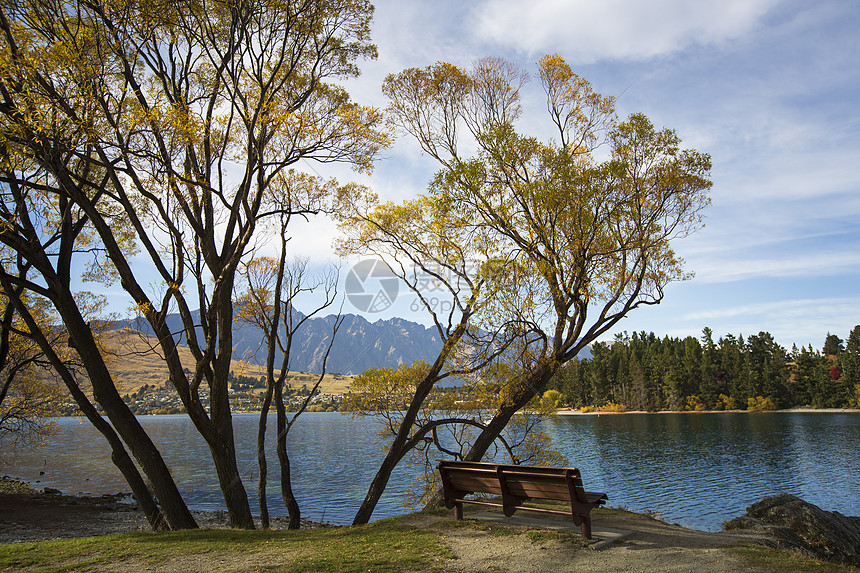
[546,326,860,412]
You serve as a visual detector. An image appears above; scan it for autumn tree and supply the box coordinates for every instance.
[0,140,195,529]
[342,358,566,513]
[0,0,386,528]
[371,54,711,514]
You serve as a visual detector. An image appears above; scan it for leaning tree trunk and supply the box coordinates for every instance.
[352,442,409,525]
[352,349,460,525]
[0,273,174,529]
[425,364,559,511]
[61,305,197,530]
[352,320,473,525]
[66,379,168,530]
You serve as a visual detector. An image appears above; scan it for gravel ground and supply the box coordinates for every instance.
[0,477,321,544]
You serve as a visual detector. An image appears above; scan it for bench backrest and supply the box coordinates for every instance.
[438,460,589,503]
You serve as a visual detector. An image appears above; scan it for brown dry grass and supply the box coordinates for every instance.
[79,328,353,396]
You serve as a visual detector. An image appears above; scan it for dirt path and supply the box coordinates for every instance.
[407,509,778,573]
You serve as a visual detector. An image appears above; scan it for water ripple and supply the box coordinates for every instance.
[3,411,858,530]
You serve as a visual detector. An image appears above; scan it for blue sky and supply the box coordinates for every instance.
[91,0,858,352]
[283,0,859,351]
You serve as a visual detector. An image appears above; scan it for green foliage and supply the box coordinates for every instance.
[823,333,844,356]
[546,327,860,411]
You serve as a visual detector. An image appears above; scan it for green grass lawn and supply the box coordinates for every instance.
[0,517,454,573]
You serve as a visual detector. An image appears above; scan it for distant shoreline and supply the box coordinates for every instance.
[556,407,860,416]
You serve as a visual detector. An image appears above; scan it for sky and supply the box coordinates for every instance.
[89,0,859,352]
[281,0,860,352]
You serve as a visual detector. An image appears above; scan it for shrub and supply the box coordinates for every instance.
[747,396,777,411]
[599,401,627,412]
[715,393,737,410]
[685,395,707,411]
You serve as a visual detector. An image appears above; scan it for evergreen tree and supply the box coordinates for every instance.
[699,328,720,407]
[823,333,845,356]
[842,326,860,406]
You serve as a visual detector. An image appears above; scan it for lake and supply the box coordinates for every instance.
[3,411,858,531]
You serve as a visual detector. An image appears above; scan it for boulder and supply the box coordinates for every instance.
[725,494,860,567]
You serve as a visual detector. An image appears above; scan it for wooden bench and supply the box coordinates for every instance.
[437,460,608,539]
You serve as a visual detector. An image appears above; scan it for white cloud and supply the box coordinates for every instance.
[473,0,780,61]
[679,296,860,347]
[692,250,860,283]
[683,297,860,322]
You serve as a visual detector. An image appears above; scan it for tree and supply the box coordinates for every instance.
[0,149,196,528]
[699,327,720,407]
[824,333,844,356]
[342,54,710,521]
[743,332,788,406]
[236,188,343,529]
[1,0,386,528]
[0,269,171,530]
[842,326,860,407]
[384,54,710,473]
[336,187,519,525]
[342,359,566,511]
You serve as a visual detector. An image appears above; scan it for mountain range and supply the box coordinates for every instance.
[115,312,442,375]
[114,311,591,375]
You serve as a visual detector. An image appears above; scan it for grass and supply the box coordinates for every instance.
[0,518,454,573]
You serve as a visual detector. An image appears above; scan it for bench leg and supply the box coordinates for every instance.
[454,502,463,520]
[580,516,592,540]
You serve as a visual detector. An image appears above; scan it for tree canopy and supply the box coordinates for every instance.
[0,0,386,529]
[338,54,711,522]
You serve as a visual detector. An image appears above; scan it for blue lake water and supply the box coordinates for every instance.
[3,411,858,531]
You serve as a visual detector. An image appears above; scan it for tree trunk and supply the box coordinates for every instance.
[69,383,169,531]
[351,346,460,525]
[208,285,255,529]
[352,447,402,525]
[61,306,197,530]
[209,435,254,528]
[464,363,558,463]
[0,273,175,530]
[275,389,301,529]
[257,387,274,529]
[424,363,561,512]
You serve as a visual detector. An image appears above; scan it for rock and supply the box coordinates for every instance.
[43,487,62,495]
[725,494,860,567]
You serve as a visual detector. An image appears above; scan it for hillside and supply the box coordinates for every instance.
[101,329,353,396]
